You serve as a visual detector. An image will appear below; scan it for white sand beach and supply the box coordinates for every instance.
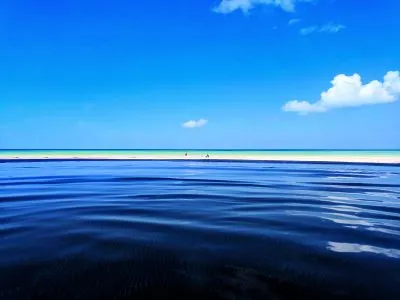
[1,154,399,164]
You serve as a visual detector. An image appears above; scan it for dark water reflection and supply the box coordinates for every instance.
[1,160,399,299]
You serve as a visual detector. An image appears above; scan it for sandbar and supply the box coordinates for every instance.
[0,154,399,164]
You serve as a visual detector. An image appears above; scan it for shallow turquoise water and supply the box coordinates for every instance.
[1,149,399,158]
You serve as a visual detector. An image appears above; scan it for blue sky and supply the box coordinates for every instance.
[1,0,399,149]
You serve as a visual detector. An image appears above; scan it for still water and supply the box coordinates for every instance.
[1,160,399,299]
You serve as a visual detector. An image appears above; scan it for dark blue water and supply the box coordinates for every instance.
[1,160,399,299]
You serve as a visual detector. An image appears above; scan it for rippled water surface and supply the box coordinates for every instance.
[1,160,399,299]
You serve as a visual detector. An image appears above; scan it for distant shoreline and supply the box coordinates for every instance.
[1,149,399,151]
[1,149,400,164]
[1,154,399,164]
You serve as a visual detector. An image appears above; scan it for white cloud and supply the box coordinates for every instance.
[320,23,346,33]
[182,119,208,128]
[300,23,345,35]
[288,18,301,25]
[299,26,317,35]
[213,0,312,14]
[283,71,400,114]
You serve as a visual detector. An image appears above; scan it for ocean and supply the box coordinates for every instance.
[0,159,399,299]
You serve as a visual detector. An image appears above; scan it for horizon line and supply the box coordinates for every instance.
[1,149,399,151]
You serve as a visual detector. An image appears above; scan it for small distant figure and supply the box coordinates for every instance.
[185,152,188,157]
[206,154,210,158]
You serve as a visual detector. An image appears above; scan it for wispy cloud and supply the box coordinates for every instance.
[288,18,301,25]
[299,26,317,35]
[182,119,208,128]
[213,0,313,14]
[282,71,400,114]
[300,23,346,35]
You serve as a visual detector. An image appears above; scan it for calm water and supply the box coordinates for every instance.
[1,160,399,299]
[1,149,400,159]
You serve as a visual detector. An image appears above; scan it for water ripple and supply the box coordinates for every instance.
[0,160,399,300]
